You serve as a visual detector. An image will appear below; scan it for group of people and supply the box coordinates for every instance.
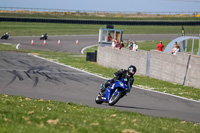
[127,40,138,51]
[111,39,124,49]
[157,41,180,55]
[169,42,180,55]
[112,39,139,51]
[111,39,179,55]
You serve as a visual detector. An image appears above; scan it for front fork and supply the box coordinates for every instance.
[99,84,105,93]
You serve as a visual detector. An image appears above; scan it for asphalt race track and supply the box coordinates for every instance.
[0,34,200,123]
[0,34,181,53]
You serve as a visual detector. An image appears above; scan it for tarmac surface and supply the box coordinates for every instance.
[0,34,200,123]
[0,34,181,53]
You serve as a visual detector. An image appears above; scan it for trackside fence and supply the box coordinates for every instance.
[97,46,200,89]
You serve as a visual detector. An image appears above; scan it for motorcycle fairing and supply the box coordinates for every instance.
[102,78,127,102]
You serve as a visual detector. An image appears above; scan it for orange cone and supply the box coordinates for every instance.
[58,40,61,45]
[43,40,46,45]
[31,40,34,45]
[76,40,78,45]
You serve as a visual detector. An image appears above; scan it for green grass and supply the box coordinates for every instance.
[136,39,200,54]
[1,93,200,133]
[186,39,200,54]
[0,22,200,36]
[0,22,102,36]
[83,46,98,54]
[136,40,171,51]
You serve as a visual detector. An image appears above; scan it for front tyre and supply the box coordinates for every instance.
[108,90,122,106]
[95,93,103,104]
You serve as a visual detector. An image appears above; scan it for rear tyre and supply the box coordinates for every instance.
[95,93,103,104]
[108,90,122,106]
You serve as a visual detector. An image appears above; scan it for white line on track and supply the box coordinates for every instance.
[1,43,13,45]
[81,44,98,54]
[134,87,200,103]
[31,54,200,103]
[33,55,108,80]
[16,43,20,49]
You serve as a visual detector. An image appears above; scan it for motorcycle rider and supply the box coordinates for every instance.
[100,65,137,94]
[1,32,9,40]
[40,33,48,40]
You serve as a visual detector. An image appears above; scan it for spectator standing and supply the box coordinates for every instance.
[108,33,112,42]
[132,41,138,51]
[111,39,116,48]
[127,40,133,50]
[118,41,124,49]
[157,41,164,51]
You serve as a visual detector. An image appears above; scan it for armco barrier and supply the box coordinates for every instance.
[97,46,200,89]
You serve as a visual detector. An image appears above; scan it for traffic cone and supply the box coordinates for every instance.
[31,40,34,45]
[43,40,46,45]
[58,40,61,45]
[76,40,78,45]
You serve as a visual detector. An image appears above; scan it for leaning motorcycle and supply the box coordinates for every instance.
[1,33,9,40]
[40,33,48,40]
[95,78,129,106]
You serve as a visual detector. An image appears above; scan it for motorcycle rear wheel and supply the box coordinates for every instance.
[108,90,122,106]
[95,93,103,104]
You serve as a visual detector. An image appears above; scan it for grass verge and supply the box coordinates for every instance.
[0,22,200,36]
[1,93,200,133]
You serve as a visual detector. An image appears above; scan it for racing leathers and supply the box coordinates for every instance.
[101,69,134,93]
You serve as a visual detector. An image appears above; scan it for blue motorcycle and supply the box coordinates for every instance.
[95,78,129,106]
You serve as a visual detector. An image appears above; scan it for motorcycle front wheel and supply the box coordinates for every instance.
[95,93,103,104]
[108,90,122,106]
